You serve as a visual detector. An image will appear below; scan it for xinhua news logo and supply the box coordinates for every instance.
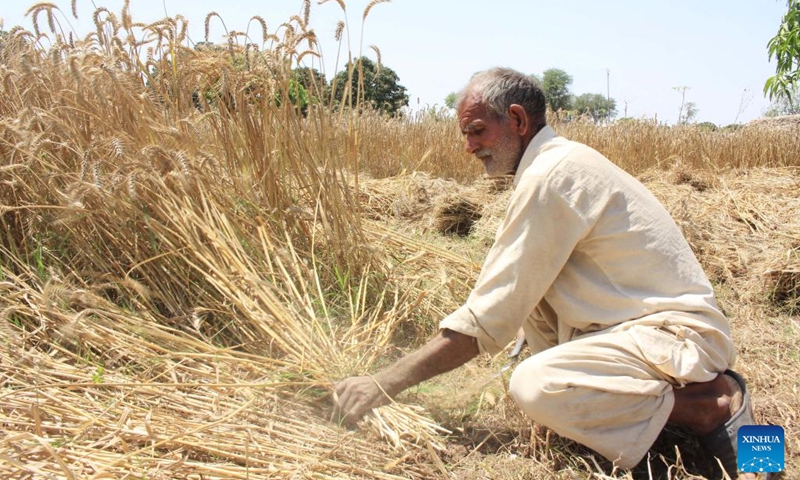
[737,425,784,473]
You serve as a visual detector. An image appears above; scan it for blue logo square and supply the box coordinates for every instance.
[738,425,784,473]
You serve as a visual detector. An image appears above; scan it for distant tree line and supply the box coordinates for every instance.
[292,56,409,116]
[189,42,409,116]
[444,68,617,123]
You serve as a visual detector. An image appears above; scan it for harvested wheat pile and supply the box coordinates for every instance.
[432,176,514,238]
[359,174,513,239]
[644,166,800,314]
[358,172,461,222]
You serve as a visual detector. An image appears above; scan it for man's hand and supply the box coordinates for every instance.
[330,329,479,428]
[332,375,391,427]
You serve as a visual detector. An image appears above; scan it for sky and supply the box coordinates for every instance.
[1,0,790,126]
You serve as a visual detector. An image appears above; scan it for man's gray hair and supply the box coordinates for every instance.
[457,68,547,126]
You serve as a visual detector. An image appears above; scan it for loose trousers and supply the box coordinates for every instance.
[508,323,731,468]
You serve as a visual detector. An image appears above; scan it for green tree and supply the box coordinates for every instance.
[765,0,800,101]
[331,56,409,116]
[194,41,223,52]
[293,67,327,108]
[292,67,325,92]
[541,68,573,112]
[444,92,457,110]
[573,93,617,122]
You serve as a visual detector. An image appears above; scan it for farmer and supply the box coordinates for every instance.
[333,67,758,479]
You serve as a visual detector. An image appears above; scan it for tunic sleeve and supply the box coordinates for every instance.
[440,167,597,354]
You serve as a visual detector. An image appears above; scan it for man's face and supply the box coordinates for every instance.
[458,95,524,177]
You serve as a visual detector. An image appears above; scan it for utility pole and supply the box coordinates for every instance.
[605,68,610,102]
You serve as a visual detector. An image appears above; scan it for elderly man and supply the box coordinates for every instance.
[334,68,760,479]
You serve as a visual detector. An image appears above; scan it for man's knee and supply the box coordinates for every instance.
[508,356,567,422]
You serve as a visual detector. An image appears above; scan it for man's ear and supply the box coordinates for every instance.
[507,104,530,136]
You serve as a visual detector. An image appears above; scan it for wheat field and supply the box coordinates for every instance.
[0,2,798,479]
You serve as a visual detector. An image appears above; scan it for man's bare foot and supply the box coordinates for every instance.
[669,373,765,480]
[669,373,742,435]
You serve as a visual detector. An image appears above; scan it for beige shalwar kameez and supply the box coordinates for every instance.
[439,126,736,468]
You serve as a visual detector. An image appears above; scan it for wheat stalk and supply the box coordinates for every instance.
[363,0,390,20]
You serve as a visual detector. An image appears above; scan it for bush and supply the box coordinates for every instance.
[696,122,718,132]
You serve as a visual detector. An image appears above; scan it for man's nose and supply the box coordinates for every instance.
[465,137,479,154]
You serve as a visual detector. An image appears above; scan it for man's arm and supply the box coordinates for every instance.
[333,328,479,425]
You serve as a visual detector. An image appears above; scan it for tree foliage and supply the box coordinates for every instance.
[292,67,327,110]
[331,56,409,116]
[292,67,326,93]
[444,92,457,110]
[680,101,699,124]
[573,93,617,122]
[445,68,619,123]
[765,0,800,101]
[541,68,574,112]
